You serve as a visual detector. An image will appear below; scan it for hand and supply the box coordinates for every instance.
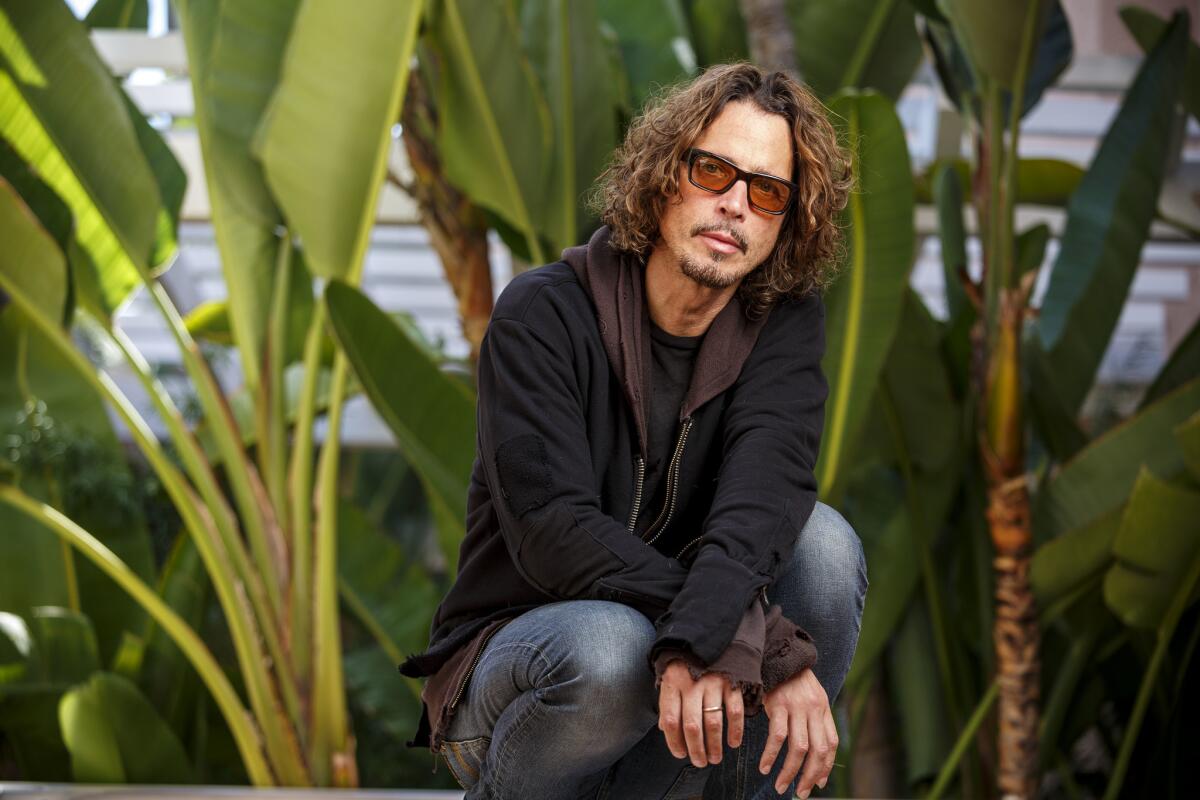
[758,667,837,797]
[657,659,745,768]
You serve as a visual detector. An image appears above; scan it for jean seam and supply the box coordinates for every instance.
[486,683,550,793]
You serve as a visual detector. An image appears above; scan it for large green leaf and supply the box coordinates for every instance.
[337,498,439,670]
[1034,378,1200,542]
[1178,410,1200,482]
[1103,468,1200,629]
[938,0,1045,90]
[324,280,476,569]
[845,291,962,686]
[0,175,65,321]
[914,157,1085,207]
[684,0,747,67]
[427,0,552,265]
[1120,6,1200,124]
[1032,13,1188,417]
[0,0,164,319]
[596,0,694,111]
[174,0,298,393]
[137,534,209,738]
[1141,314,1200,409]
[1030,507,1120,607]
[255,0,423,281]
[0,608,99,781]
[788,0,923,101]
[84,0,148,29]
[887,598,952,787]
[521,0,619,250]
[816,91,914,500]
[60,671,193,783]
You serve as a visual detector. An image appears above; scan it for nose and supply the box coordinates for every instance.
[716,177,749,221]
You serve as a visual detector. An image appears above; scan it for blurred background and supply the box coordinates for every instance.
[1,1,1198,798]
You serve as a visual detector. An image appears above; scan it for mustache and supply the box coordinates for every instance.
[690,223,748,253]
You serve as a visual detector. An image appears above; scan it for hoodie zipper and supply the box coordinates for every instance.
[642,416,694,545]
[447,621,509,713]
[626,456,646,533]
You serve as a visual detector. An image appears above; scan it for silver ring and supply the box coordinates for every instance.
[702,705,722,712]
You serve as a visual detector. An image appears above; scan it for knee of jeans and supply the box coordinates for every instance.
[789,502,868,603]
[546,602,657,726]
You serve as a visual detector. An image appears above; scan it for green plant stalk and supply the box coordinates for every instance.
[288,301,326,685]
[173,0,262,399]
[0,484,274,785]
[42,471,81,612]
[1037,613,1104,769]
[982,80,1004,339]
[817,104,866,500]
[1001,0,1044,296]
[926,680,999,800]
[105,323,305,736]
[264,235,294,540]
[143,280,287,625]
[839,0,896,88]
[0,274,308,785]
[556,0,576,250]
[338,579,423,702]
[310,353,352,786]
[1103,546,1200,800]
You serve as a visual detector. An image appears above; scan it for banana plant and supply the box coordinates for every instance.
[0,0,455,786]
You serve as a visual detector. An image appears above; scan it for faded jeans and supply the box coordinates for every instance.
[438,502,868,799]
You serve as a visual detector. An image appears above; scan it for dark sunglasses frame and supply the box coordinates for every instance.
[682,147,798,215]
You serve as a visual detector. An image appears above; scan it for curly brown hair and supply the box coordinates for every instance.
[593,63,853,318]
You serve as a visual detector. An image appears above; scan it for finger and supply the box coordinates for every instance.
[702,683,724,765]
[776,711,811,796]
[758,706,789,776]
[681,691,708,768]
[658,687,687,760]
[819,705,839,790]
[795,708,827,797]
[724,684,744,750]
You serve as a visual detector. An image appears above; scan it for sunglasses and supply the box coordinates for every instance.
[682,148,797,215]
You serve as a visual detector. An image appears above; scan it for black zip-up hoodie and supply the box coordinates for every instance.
[399,226,827,745]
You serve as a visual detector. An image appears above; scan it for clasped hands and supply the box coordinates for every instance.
[657,659,838,797]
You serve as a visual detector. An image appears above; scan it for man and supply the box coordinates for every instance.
[400,63,866,799]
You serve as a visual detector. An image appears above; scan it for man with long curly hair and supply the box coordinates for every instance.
[400,63,867,799]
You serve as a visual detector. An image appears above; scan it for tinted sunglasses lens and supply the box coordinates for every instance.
[749,177,791,213]
[690,154,736,192]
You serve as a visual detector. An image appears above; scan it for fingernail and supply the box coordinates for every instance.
[775,784,786,795]
[799,790,811,800]
[818,778,827,789]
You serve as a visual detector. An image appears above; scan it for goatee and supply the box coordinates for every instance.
[678,252,743,289]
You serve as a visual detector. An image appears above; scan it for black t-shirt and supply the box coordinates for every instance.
[634,318,705,538]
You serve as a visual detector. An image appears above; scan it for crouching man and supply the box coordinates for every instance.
[400,62,867,799]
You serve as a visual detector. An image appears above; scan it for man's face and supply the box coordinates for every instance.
[656,100,793,290]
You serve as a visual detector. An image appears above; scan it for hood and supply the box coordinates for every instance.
[562,226,772,457]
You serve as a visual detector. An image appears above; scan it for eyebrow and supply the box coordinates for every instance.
[703,148,790,180]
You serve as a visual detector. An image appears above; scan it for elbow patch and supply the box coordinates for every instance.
[495,433,553,518]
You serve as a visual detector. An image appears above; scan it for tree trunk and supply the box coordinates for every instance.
[982,287,1040,800]
[738,0,799,76]
[398,71,494,364]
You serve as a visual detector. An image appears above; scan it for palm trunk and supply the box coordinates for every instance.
[397,70,494,364]
[980,218,1040,800]
[738,0,799,76]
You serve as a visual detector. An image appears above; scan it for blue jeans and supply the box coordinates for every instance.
[439,502,868,799]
